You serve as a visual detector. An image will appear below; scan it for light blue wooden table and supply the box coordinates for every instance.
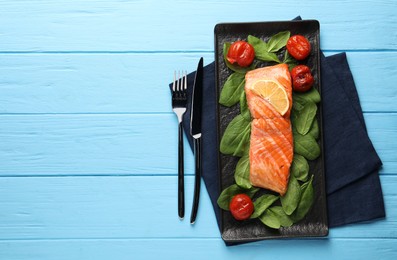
[0,1,396,259]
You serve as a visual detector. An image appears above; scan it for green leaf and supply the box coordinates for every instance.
[220,114,251,156]
[217,184,241,210]
[290,175,314,222]
[293,133,321,160]
[256,51,281,63]
[295,101,317,135]
[223,43,253,73]
[217,184,259,210]
[292,98,305,111]
[219,73,246,107]
[247,35,268,53]
[251,194,279,219]
[294,87,321,104]
[308,118,319,140]
[259,208,281,229]
[259,206,293,229]
[234,154,252,189]
[280,175,301,215]
[240,91,251,121]
[268,206,294,227]
[283,50,296,63]
[307,88,321,103]
[291,154,309,181]
[248,35,280,63]
[283,51,298,70]
[246,186,260,198]
[267,31,290,53]
[233,124,251,157]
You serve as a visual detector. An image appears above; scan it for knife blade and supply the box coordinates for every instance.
[189,57,204,224]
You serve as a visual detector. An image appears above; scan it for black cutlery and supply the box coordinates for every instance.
[171,71,187,219]
[190,58,204,224]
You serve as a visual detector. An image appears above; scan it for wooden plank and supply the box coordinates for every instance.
[0,52,396,114]
[365,113,397,174]
[0,53,212,114]
[0,113,395,176]
[0,175,395,240]
[0,1,396,51]
[0,238,396,260]
[0,114,195,175]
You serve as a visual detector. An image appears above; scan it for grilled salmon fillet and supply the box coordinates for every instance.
[245,64,293,195]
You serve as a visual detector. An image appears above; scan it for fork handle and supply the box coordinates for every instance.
[178,122,185,219]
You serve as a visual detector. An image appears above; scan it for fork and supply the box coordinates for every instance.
[172,70,188,219]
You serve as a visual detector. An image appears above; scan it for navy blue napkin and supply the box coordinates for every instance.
[321,53,385,226]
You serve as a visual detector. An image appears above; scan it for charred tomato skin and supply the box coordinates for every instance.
[229,193,254,220]
[226,41,255,67]
[286,35,311,60]
[291,65,314,92]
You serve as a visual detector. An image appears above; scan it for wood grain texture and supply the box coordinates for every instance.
[0,52,396,114]
[0,114,194,175]
[0,113,395,176]
[0,239,396,260]
[0,1,396,51]
[0,0,396,258]
[0,176,395,240]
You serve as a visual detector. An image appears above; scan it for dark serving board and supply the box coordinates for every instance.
[214,20,328,244]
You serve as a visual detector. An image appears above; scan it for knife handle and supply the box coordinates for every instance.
[190,137,202,224]
[178,122,185,219]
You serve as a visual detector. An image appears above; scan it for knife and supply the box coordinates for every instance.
[190,57,204,224]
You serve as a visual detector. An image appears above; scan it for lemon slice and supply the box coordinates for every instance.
[251,80,289,116]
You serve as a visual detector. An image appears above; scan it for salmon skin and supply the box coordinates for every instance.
[245,64,293,196]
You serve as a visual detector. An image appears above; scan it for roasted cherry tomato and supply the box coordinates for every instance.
[229,193,254,220]
[286,35,311,60]
[291,65,314,92]
[226,41,255,67]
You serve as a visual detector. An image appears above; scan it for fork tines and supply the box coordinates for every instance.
[172,71,188,102]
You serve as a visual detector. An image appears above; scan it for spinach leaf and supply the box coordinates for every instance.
[250,194,279,219]
[247,35,268,53]
[308,118,319,140]
[217,184,241,210]
[219,72,245,107]
[292,95,306,111]
[259,208,281,229]
[294,87,321,104]
[283,50,298,70]
[217,184,259,210]
[269,206,294,227]
[290,175,314,222]
[256,51,281,63]
[293,133,321,160]
[220,114,251,156]
[295,101,317,135]
[247,35,280,63]
[234,154,251,189]
[291,154,309,181]
[223,43,254,73]
[259,206,293,229]
[267,31,290,53]
[233,124,251,157]
[240,91,251,121]
[280,175,301,215]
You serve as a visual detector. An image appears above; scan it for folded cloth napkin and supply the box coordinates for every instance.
[169,32,385,236]
[321,53,385,226]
